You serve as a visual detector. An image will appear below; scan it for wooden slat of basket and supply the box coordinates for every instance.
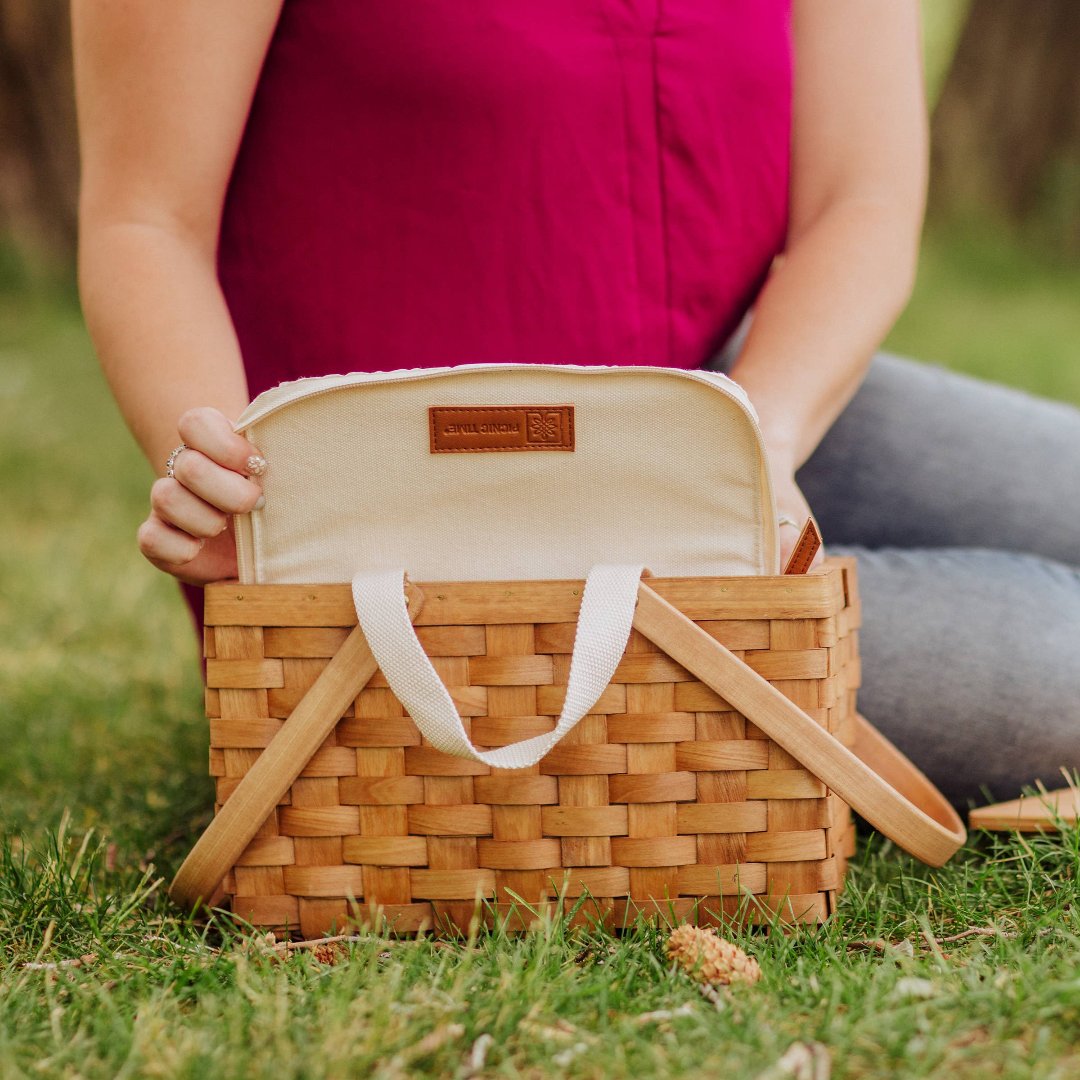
[342,837,428,866]
[676,803,767,833]
[767,797,831,831]
[404,748,489,776]
[743,650,829,681]
[556,866,631,897]
[203,571,844,627]
[556,713,613,870]
[606,713,696,743]
[234,836,295,867]
[207,657,285,688]
[356,741,414,922]
[552,635,613,872]
[613,655,695,684]
[216,626,283,907]
[539,744,627,775]
[278,806,359,836]
[672,683,730,712]
[769,619,818,651]
[234,894,299,927]
[411,869,496,900]
[624,677,680,905]
[420,656,483,930]
[263,626,349,658]
[408,805,494,836]
[699,621,772,650]
[608,772,696,803]
[300,747,372,777]
[541,806,628,836]
[675,741,770,771]
[768,859,840,896]
[337,716,422,747]
[745,830,828,862]
[473,775,559,804]
[338,775,424,805]
[694,711,750,872]
[283,865,365,897]
[209,717,282,748]
[746,770,826,799]
[290,776,346,874]
[610,836,697,866]
[470,716,555,744]
[536,681,626,715]
[676,863,766,894]
[467,654,553,686]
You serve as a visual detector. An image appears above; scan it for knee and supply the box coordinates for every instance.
[844,548,1080,804]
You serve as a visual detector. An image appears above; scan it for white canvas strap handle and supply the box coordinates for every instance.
[351,565,644,769]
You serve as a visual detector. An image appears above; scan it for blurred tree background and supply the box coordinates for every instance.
[0,0,1077,388]
[0,0,76,281]
[931,0,1080,256]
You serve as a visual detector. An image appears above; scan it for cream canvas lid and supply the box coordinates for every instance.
[232,363,778,584]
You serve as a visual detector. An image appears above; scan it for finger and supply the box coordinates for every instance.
[137,511,204,567]
[176,406,265,477]
[150,477,230,539]
[778,519,800,568]
[170,449,263,515]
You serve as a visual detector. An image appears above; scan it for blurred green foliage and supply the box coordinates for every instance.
[922,0,971,105]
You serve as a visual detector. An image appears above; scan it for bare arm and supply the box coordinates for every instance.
[728,0,927,555]
[73,0,284,582]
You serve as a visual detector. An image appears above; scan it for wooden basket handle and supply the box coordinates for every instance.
[633,582,966,866]
[169,587,426,913]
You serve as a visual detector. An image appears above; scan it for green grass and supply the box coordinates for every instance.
[886,225,1080,405]
[3,229,1080,1078]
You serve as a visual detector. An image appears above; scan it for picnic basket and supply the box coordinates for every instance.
[170,366,965,936]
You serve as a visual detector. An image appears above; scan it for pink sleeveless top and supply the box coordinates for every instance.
[218,0,792,400]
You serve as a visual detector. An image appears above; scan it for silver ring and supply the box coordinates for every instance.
[778,514,800,529]
[165,443,189,479]
[245,454,268,477]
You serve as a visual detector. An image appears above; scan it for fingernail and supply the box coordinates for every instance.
[254,496,266,511]
[246,454,268,477]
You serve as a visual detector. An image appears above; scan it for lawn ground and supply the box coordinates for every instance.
[2,227,1079,1078]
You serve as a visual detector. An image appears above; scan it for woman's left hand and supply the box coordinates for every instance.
[772,469,825,572]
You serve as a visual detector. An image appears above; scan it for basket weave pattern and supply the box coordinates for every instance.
[204,560,860,938]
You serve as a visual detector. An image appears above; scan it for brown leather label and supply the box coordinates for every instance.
[783,518,823,575]
[429,405,575,453]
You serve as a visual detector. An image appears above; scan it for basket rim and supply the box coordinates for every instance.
[204,558,856,627]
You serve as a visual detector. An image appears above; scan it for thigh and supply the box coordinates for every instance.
[799,355,1080,568]
[834,544,1080,805]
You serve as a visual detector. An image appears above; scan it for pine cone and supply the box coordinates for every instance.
[666,925,762,986]
[310,941,348,966]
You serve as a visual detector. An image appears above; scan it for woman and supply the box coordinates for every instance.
[72,1,1079,803]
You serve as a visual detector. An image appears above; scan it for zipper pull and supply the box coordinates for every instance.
[782,519,822,575]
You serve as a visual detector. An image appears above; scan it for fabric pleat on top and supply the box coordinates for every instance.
[217,0,793,399]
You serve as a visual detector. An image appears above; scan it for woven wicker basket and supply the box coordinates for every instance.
[189,558,869,937]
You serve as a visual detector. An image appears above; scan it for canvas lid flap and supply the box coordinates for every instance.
[233,364,777,583]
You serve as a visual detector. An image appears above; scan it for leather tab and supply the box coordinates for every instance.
[783,519,823,575]
[430,405,575,453]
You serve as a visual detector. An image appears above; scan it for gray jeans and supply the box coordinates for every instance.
[790,354,1080,804]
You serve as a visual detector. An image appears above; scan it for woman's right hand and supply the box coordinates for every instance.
[138,407,265,586]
